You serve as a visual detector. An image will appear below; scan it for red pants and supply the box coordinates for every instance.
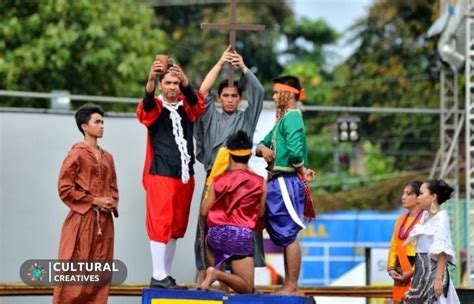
[145,175,195,243]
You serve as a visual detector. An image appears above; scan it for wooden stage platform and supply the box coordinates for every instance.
[0,282,392,298]
[2,283,474,303]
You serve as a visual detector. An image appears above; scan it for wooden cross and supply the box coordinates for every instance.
[201,0,265,86]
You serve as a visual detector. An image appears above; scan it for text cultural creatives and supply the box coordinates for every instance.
[19,259,127,285]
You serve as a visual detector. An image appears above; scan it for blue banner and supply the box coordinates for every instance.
[298,210,402,285]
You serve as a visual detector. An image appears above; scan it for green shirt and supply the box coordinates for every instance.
[258,109,307,173]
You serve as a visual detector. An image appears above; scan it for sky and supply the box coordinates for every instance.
[291,0,373,32]
[290,0,373,65]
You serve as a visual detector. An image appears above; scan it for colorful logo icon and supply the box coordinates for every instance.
[27,262,46,282]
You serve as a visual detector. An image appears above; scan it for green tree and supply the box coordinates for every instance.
[362,140,396,176]
[0,0,166,108]
[327,0,440,169]
[280,17,338,104]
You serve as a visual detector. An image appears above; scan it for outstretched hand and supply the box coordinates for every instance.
[217,45,248,74]
[388,269,402,281]
[304,168,315,181]
[258,146,275,163]
[218,45,234,67]
[398,270,413,284]
[146,59,165,92]
[230,51,247,74]
[146,57,166,94]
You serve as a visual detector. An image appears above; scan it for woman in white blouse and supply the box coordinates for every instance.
[403,179,460,304]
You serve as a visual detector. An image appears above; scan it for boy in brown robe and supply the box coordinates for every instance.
[53,104,119,304]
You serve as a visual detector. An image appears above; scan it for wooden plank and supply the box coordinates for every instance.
[200,0,265,86]
[0,283,394,298]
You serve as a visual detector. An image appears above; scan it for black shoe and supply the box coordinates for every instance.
[150,276,172,289]
[167,276,188,290]
[149,276,187,289]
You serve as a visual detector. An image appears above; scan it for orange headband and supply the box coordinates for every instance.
[274,83,305,101]
[228,149,252,156]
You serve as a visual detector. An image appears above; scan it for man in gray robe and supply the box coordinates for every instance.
[194,46,265,284]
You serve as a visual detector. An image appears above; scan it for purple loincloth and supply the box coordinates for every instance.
[207,225,254,268]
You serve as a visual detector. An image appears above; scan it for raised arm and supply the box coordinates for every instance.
[168,64,197,106]
[137,57,164,123]
[231,49,248,75]
[145,56,167,98]
[199,45,233,97]
[241,71,264,130]
[232,51,264,130]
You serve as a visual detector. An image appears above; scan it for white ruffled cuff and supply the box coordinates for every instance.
[428,239,456,264]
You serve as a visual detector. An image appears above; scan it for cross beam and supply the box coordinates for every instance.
[201,0,265,85]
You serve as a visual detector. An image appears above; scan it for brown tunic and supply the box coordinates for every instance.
[53,142,119,304]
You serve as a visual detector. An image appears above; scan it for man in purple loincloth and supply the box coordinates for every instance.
[199,130,266,293]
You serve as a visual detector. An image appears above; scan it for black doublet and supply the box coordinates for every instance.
[142,83,198,178]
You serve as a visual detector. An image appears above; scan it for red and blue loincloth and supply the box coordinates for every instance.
[265,173,307,247]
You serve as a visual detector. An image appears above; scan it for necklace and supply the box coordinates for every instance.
[398,210,423,240]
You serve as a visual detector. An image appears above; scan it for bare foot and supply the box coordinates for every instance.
[196,269,206,285]
[199,267,216,291]
[274,285,299,295]
[218,281,230,294]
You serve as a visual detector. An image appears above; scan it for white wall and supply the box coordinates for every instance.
[0,110,206,303]
[0,108,274,303]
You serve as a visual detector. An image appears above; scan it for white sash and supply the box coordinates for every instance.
[277,177,305,229]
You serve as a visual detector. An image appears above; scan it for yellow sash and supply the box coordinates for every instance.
[204,147,230,197]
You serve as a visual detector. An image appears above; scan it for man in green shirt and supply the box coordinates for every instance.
[256,75,315,294]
